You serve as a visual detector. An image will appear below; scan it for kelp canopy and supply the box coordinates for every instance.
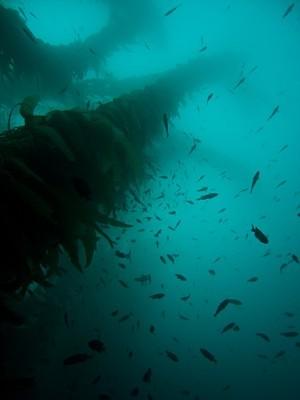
[0,98,140,296]
[0,53,230,300]
[0,1,158,105]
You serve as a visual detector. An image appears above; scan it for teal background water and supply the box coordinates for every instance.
[2,1,300,399]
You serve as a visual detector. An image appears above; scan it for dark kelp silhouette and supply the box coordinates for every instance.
[0,1,159,105]
[0,53,231,301]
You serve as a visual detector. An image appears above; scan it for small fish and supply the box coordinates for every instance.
[208,269,216,276]
[280,263,289,273]
[275,180,287,189]
[128,187,147,209]
[165,350,179,362]
[251,225,269,244]
[58,84,69,95]
[199,45,208,52]
[214,299,230,316]
[181,294,191,302]
[169,210,176,215]
[256,333,270,342]
[188,142,197,155]
[18,7,27,20]
[248,276,259,283]
[149,293,165,299]
[143,368,152,383]
[292,254,299,263]
[144,41,151,50]
[221,322,236,334]
[262,250,271,257]
[279,144,288,153]
[164,4,181,17]
[128,351,134,358]
[160,255,167,264]
[167,254,175,263]
[229,299,243,306]
[197,192,218,200]
[214,298,242,317]
[175,273,187,281]
[118,313,132,322]
[29,12,38,19]
[163,113,169,136]
[115,250,131,260]
[200,348,217,363]
[63,353,92,365]
[282,3,295,18]
[118,280,129,288]
[255,126,264,134]
[197,186,208,192]
[154,229,162,237]
[250,171,260,193]
[274,350,286,359]
[218,208,226,213]
[111,310,119,317]
[207,93,214,103]
[130,386,140,396]
[22,27,37,44]
[88,339,105,353]
[178,313,190,320]
[89,48,96,55]
[155,192,165,200]
[149,325,155,334]
[186,200,194,205]
[284,312,295,317]
[118,263,126,269]
[234,76,246,90]
[267,105,280,121]
[280,331,299,337]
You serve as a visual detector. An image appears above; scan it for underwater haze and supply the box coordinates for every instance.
[1,0,300,399]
